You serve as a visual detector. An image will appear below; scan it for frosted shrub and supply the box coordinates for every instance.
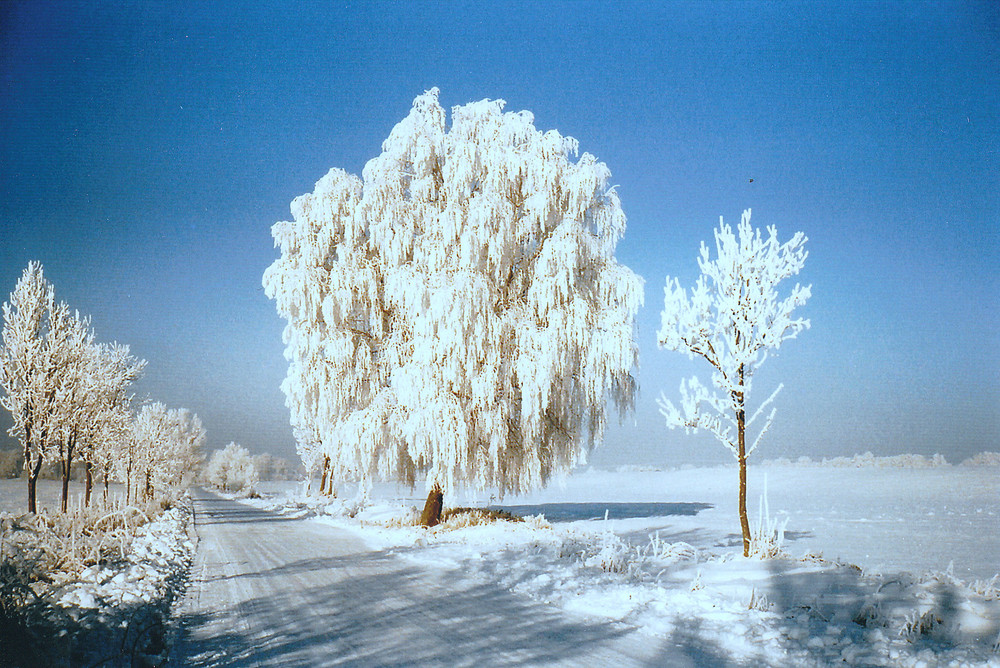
[970,575,1000,599]
[0,494,164,583]
[584,534,636,574]
[647,532,698,563]
[961,451,1000,467]
[206,443,259,493]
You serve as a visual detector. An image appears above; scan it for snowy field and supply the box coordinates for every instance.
[247,462,999,666]
[0,478,128,515]
[262,462,998,582]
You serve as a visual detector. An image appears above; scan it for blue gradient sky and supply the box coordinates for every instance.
[1,1,997,467]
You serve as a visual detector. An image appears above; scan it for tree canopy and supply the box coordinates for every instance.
[264,88,643,498]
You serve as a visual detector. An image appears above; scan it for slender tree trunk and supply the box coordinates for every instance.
[319,456,331,496]
[85,461,93,506]
[419,483,444,527]
[145,470,151,501]
[27,455,43,515]
[736,364,751,557]
[61,435,76,513]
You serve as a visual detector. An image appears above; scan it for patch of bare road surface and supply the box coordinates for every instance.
[168,489,696,667]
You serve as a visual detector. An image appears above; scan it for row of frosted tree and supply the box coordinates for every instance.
[0,263,204,514]
[264,88,810,552]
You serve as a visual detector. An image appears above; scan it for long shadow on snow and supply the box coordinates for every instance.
[492,502,713,523]
[170,548,643,667]
[188,488,301,527]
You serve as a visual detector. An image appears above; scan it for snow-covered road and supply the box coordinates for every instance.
[168,488,698,667]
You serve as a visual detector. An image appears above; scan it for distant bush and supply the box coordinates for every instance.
[767,452,951,468]
[960,451,1000,467]
[205,443,259,493]
[0,449,23,478]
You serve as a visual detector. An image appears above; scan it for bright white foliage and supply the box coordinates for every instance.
[657,210,810,458]
[1,262,59,476]
[206,442,259,492]
[264,88,643,496]
[130,402,206,499]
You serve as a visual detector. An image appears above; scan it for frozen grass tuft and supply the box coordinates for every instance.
[748,477,787,559]
[439,507,524,528]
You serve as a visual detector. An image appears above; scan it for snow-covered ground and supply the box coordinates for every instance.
[245,463,1000,666]
[0,479,195,665]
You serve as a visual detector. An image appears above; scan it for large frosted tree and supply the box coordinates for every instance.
[264,88,642,523]
[657,209,810,556]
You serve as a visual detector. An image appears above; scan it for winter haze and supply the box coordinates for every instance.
[1,1,997,466]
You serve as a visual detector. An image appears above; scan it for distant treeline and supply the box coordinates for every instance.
[0,448,299,481]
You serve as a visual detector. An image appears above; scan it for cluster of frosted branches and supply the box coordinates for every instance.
[0,263,205,512]
[205,442,259,493]
[657,210,810,459]
[264,88,642,497]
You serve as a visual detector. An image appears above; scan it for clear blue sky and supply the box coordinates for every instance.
[1,1,997,467]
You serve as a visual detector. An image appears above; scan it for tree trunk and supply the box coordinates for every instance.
[85,461,93,507]
[419,484,444,527]
[61,436,75,514]
[320,456,331,496]
[27,455,43,515]
[736,365,751,557]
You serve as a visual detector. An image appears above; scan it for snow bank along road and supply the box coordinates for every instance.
[169,488,710,667]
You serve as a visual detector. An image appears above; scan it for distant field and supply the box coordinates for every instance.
[260,465,1000,582]
[0,478,126,515]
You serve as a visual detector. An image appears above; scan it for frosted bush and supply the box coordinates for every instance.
[819,452,949,468]
[206,443,259,493]
[960,451,1000,467]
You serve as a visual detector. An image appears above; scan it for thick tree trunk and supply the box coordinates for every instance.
[419,484,444,527]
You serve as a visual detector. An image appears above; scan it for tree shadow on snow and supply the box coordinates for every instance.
[492,502,713,523]
[189,489,302,527]
[169,548,647,667]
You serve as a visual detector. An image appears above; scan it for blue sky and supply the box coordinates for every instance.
[1,1,997,467]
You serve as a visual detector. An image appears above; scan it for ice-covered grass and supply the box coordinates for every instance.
[0,479,196,665]
[246,463,1000,666]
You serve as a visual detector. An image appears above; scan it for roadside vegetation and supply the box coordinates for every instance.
[0,265,203,666]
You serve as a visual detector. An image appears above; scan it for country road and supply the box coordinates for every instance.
[167,488,704,667]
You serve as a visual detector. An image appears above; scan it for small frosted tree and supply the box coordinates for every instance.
[264,88,642,524]
[77,343,145,505]
[206,442,258,493]
[129,402,205,501]
[657,209,810,556]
